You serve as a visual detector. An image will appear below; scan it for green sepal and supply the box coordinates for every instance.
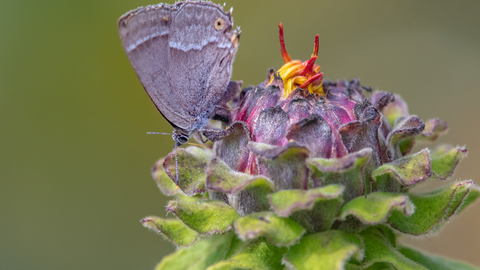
[388,180,479,235]
[347,227,426,270]
[376,225,397,248]
[430,145,467,180]
[399,245,479,270]
[234,212,305,247]
[248,141,309,190]
[141,216,199,247]
[166,200,240,235]
[339,192,413,225]
[206,157,274,215]
[372,148,431,190]
[283,230,364,270]
[152,158,180,196]
[155,233,234,270]
[224,234,252,260]
[207,238,287,270]
[268,185,344,233]
[163,146,213,196]
[387,115,424,150]
[174,192,208,203]
[418,118,448,142]
[398,137,415,156]
[308,148,372,201]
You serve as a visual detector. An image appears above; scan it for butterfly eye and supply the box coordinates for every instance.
[214,18,224,30]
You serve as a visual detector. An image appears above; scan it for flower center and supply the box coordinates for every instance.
[267,23,324,98]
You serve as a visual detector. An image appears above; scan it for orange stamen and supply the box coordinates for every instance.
[313,34,319,57]
[299,72,324,89]
[278,23,292,63]
[301,56,318,77]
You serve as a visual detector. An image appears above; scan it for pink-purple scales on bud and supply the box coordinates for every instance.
[206,23,434,199]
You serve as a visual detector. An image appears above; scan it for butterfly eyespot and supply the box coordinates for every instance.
[214,18,224,30]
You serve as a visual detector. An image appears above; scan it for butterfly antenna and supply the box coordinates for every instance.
[174,143,179,186]
[147,132,172,135]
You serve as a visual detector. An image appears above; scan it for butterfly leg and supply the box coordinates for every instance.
[212,107,231,126]
[197,131,208,144]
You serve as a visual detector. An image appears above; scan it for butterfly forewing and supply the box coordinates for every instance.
[118,2,239,134]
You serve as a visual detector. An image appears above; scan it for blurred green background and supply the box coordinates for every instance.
[1,0,479,269]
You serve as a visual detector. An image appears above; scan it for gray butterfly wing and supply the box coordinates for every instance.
[167,2,239,131]
[118,2,239,133]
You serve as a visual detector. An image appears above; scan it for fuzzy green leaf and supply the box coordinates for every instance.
[372,148,431,188]
[388,180,479,235]
[224,235,251,260]
[234,212,305,247]
[152,158,180,196]
[155,233,233,270]
[430,145,467,180]
[398,245,479,270]
[269,185,344,233]
[347,227,426,270]
[339,192,413,225]
[141,216,199,247]
[398,137,415,156]
[207,158,274,194]
[207,239,287,270]
[308,148,372,201]
[283,230,363,270]
[206,157,274,215]
[167,200,239,234]
[163,146,212,196]
[249,141,309,190]
[386,115,425,151]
